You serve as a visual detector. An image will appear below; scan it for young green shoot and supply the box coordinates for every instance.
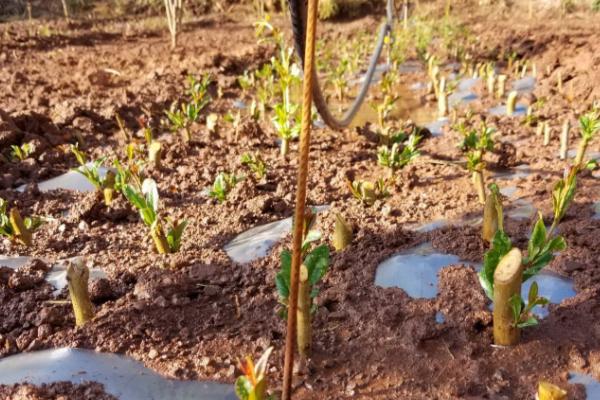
[235,347,274,400]
[347,178,390,206]
[240,153,267,180]
[457,123,495,204]
[574,109,600,168]
[123,178,187,254]
[209,172,241,203]
[0,198,43,247]
[509,281,549,329]
[377,133,422,175]
[70,144,115,206]
[275,209,330,359]
[10,142,34,162]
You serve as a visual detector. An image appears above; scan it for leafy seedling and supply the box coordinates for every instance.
[275,210,330,359]
[235,347,274,400]
[347,178,390,206]
[10,142,34,162]
[240,153,267,180]
[70,144,115,206]
[457,122,495,204]
[272,101,301,157]
[123,178,187,254]
[209,173,241,203]
[574,109,600,168]
[377,133,422,174]
[0,198,43,247]
[508,281,549,329]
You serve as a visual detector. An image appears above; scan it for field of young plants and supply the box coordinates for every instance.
[1,0,600,399]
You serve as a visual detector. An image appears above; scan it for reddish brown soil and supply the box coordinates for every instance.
[0,381,117,400]
[1,2,599,400]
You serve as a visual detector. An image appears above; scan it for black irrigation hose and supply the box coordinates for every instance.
[288,0,395,130]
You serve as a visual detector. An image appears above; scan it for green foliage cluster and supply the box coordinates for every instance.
[209,172,241,203]
[377,133,422,172]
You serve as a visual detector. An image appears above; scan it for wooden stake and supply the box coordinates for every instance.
[333,213,353,251]
[151,222,170,254]
[438,78,447,118]
[9,208,32,247]
[282,0,319,395]
[538,381,567,400]
[66,260,94,327]
[493,248,523,346]
[543,123,552,146]
[482,189,502,243]
[103,171,115,207]
[496,75,507,99]
[506,91,518,116]
[149,141,162,169]
[472,170,486,205]
[487,73,496,95]
[559,119,570,160]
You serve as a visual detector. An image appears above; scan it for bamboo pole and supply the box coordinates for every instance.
[282,0,319,396]
[66,260,94,327]
[493,248,522,346]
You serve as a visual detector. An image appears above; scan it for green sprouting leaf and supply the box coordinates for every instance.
[516,316,539,329]
[509,294,523,326]
[523,251,553,281]
[305,244,330,286]
[527,214,547,261]
[302,230,321,251]
[544,236,567,253]
[528,281,539,305]
[142,179,159,213]
[140,208,156,227]
[70,144,87,166]
[234,376,251,400]
[275,250,292,299]
[24,216,43,231]
[579,111,600,140]
[585,159,598,170]
[478,230,512,299]
[552,169,577,223]
[167,220,188,252]
[123,186,146,210]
